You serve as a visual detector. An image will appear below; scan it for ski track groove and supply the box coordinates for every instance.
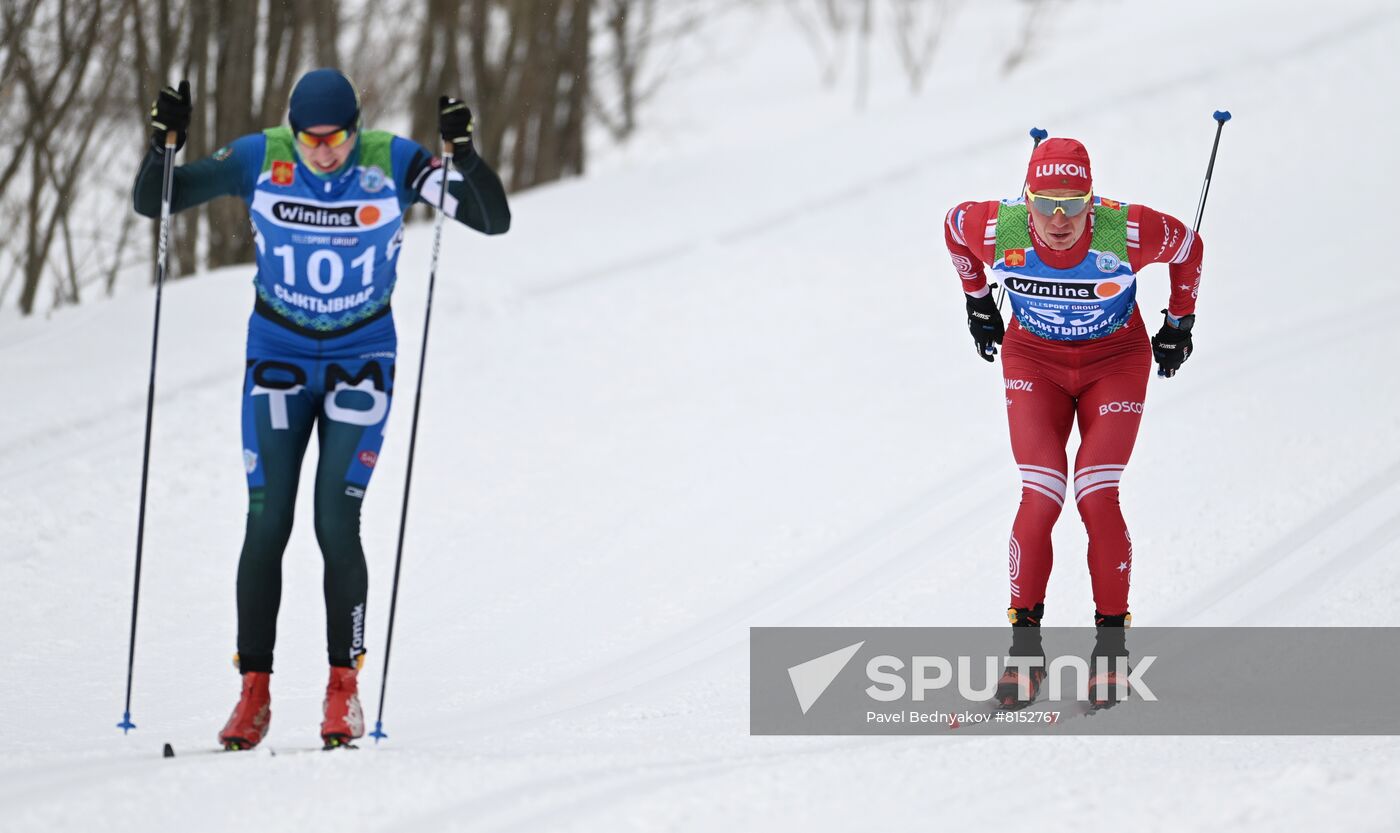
[468,466,1398,833]
[1167,458,1400,624]
[1244,496,1400,621]
[402,736,917,833]
[449,281,1390,733]
[454,458,1000,729]
[410,325,1395,824]
[19,280,1375,821]
[12,233,1389,831]
[3,367,231,483]
[0,743,361,808]
[0,464,999,803]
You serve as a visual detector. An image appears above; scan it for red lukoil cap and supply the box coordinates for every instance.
[1027,138,1092,193]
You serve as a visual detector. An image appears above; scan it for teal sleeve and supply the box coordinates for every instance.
[449,149,512,235]
[132,134,264,218]
[392,136,511,235]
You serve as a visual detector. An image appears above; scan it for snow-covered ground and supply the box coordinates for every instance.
[4,1,1400,830]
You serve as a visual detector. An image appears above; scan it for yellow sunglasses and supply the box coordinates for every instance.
[1025,188,1093,217]
[295,127,354,149]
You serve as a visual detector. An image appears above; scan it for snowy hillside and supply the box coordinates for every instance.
[4,1,1400,831]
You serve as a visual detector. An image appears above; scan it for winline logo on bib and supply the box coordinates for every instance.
[272,201,382,229]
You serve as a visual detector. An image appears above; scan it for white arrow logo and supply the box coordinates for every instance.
[787,641,864,714]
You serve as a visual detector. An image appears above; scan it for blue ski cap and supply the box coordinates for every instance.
[288,68,360,133]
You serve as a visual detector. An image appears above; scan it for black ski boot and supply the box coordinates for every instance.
[1087,611,1132,711]
[995,604,1047,710]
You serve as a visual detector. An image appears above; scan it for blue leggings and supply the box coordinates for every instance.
[237,312,396,671]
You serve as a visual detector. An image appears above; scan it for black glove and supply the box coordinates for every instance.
[438,96,474,153]
[149,80,191,153]
[1151,310,1194,378]
[966,293,1005,362]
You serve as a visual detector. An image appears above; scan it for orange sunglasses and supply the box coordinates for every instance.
[295,127,354,149]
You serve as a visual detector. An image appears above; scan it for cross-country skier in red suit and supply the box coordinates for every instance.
[944,138,1202,706]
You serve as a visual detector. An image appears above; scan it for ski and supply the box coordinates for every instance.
[161,741,360,758]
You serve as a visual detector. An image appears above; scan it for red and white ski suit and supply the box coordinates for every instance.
[945,199,1204,616]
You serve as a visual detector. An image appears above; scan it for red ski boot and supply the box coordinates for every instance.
[320,666,365,749]
[219,671,272,750]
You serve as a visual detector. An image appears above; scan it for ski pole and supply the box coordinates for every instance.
[1026,126,1048,165]
[370,139,454,743]
[1192,110,1231,233]
[1156,111,1230,379]
[995,126,1048,313]
[118,127,179,734]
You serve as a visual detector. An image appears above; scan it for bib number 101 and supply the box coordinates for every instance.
[272,245,375,294]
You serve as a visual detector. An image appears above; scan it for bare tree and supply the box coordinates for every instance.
[890,0,957,94]
[131,0,349,276]
[854,0,871,109]
[0,0,45,205]
[410,0,463,153]
[1,0,363,315]
[128,0,201,278]
[176,0,209,277]
[342,0,420,126]
[199,0,257,269]
[311,0,340,68]
[511,0,591,186]
[2,0,632,316]
[589,0,655,142]
[1002,0,1049,76]
[454,0,591,192]
[785,0,875,109]
[8,0,116,315]
[786,0,851,89]
[259,0,304,128]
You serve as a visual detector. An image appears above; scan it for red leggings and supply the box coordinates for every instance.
[1000,314,1152,618]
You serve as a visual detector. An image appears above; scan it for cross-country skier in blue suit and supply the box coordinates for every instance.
[133,68,510,750]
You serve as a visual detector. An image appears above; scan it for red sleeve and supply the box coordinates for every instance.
[1128,204,1204,317]
[944,200,997,297]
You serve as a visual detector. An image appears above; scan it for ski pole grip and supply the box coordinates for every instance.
[441,140,453,159]
[1029,127,1048,143]
[164,130,177,149]
[1213,110,1232,123]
